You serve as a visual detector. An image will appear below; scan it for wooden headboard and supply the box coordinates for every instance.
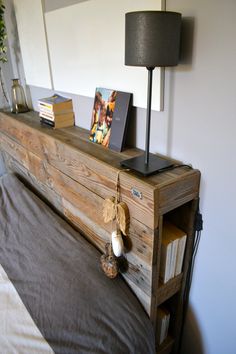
[0,111,200,353]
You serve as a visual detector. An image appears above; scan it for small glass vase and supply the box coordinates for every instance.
[11,78,29,114]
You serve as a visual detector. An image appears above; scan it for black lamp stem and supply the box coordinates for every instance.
[145,67,154,165]
[120,65,173,175]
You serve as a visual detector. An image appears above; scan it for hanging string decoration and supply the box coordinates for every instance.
[101,169,130,278]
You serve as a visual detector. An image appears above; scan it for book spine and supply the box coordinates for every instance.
[160,244,172,283]
[175,235,187,276]
[38,102,53,112]
[164,313,170,340]
[39,112,74,122]
[156,307,170,345]
[169,239,179,279]
[39,112,54,121]
[40,118,55,127]
[39,106,74,116]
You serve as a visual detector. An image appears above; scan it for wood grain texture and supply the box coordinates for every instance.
[2,151,63,214]
[0,131,155,302]
[0,111,201,353]
[0,112,156,229]
[157,274,183,306]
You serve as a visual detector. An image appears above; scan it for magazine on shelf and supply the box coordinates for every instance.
[89,87,132,152]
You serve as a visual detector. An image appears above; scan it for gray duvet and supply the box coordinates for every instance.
[0,173,155,354]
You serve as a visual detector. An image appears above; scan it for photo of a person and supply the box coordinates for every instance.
[89,88,117,147]
[89,90,102,142]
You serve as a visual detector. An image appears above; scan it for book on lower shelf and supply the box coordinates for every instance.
[160,221,187,284]
[156,306,170,345]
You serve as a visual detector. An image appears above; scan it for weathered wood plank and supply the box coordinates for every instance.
[0,113,156,229]
[157,274,183,306]
[0,133,154,261]
[158,171,200,215]
[0,112,201,228]
[171,198,199,354]
[2,151,63,215]
[0,137,155,299]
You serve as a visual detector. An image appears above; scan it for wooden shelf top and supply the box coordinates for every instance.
[0,110,200,190]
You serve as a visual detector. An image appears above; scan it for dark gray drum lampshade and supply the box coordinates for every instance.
[125,11,182,67]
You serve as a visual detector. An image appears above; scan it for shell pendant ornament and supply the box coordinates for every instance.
[111,230,124,257]
[101,169,130,278]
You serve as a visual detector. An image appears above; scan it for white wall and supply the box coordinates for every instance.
[164,1,236,353]
[3,0,236,353]
[13,0,52,89]
[14,0,164,111]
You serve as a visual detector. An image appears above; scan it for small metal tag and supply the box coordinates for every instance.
[131,188,143,200]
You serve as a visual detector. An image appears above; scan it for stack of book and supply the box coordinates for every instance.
[160,221,187,284]
[156,306,170,345]
[38,94,74,129]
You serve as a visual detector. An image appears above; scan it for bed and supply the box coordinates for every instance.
[0,172,155,354]
[0,111,200,354]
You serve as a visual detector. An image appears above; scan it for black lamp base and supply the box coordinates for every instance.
[120,153,173,176]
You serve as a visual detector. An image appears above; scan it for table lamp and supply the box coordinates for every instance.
[121,11,182,176]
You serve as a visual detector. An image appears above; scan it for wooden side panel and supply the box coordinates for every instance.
[158,171,200,215]
[157,275,183,306]
[171,198,199,354]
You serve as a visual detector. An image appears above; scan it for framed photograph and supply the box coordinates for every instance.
[89,87,132,152]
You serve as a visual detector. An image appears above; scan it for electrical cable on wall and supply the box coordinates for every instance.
[179,201,203,352]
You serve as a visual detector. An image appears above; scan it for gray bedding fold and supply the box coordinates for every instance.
[0,152,6,176]
[0,174,155,354]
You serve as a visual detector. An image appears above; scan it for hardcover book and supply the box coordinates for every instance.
[89,88,132,152]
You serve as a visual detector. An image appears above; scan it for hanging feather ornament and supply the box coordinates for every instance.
[101,169,130,278]
[103,198,130,235]
[102,196,116,223]
[116,202,130,236]
[102,169,130,234]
